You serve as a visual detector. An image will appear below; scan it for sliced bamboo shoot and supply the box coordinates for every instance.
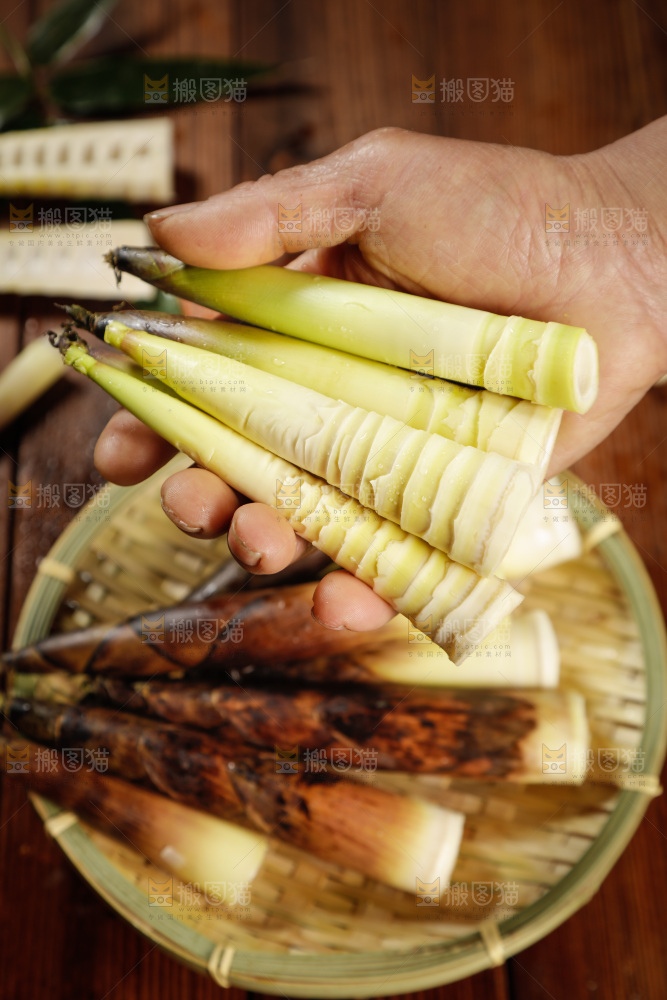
[1,223,155,298]
[0,119,174,202]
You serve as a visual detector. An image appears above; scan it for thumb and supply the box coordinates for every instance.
[144,131,392,269]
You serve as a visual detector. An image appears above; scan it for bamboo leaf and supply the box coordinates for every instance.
[26,0,119,68]
[0,24,30,76]
[0,73,33,131]
[49,56,273,115]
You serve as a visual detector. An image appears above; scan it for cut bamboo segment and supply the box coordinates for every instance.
[0,735,268,889]
[50,337,523,662]
[100,321,540,576]
[107,247,599,412]
[0,336,65,431]
[0,119,174,202]
[69,306,562,473]
[0,222,155,298]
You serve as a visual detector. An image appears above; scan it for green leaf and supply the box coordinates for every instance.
[0,24,31,76]
[0,74,33,131]
[49,56,273,115]
[27,0,119,68]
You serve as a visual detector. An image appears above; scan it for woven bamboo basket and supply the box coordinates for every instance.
[11,458,667,997]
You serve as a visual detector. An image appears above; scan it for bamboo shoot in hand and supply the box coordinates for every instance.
[98,320,539,576]
[68,305,562,474]
[107,247,599,413]
[48,335,523,662]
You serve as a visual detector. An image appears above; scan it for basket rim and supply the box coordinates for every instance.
[11,465,667,997]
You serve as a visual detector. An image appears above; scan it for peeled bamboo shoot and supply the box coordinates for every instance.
[99,320,539,575]
[48,335,523,662]
[108,247,599,413]
[68,305,562,473]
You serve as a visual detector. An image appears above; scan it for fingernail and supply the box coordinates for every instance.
[160,498,203,535]
[144,201,204,224]
[311,608,347,630]
[229,522,261,567]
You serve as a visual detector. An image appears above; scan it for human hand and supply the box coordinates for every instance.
[95,119,667,629]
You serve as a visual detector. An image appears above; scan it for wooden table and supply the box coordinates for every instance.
[1,1,666,997]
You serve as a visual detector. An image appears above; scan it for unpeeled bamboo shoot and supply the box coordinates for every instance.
[0,735,268,889]
[5,698,465,892]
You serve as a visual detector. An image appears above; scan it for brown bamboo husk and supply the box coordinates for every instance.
[9,463,665,995]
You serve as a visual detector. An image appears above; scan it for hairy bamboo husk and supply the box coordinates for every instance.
[4,697,465,892]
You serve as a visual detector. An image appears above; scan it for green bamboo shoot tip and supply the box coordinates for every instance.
[107,247,599,413]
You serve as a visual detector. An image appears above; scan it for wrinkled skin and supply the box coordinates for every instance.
[95,120,667,631]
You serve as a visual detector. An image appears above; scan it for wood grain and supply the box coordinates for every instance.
[1,0,667,997]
